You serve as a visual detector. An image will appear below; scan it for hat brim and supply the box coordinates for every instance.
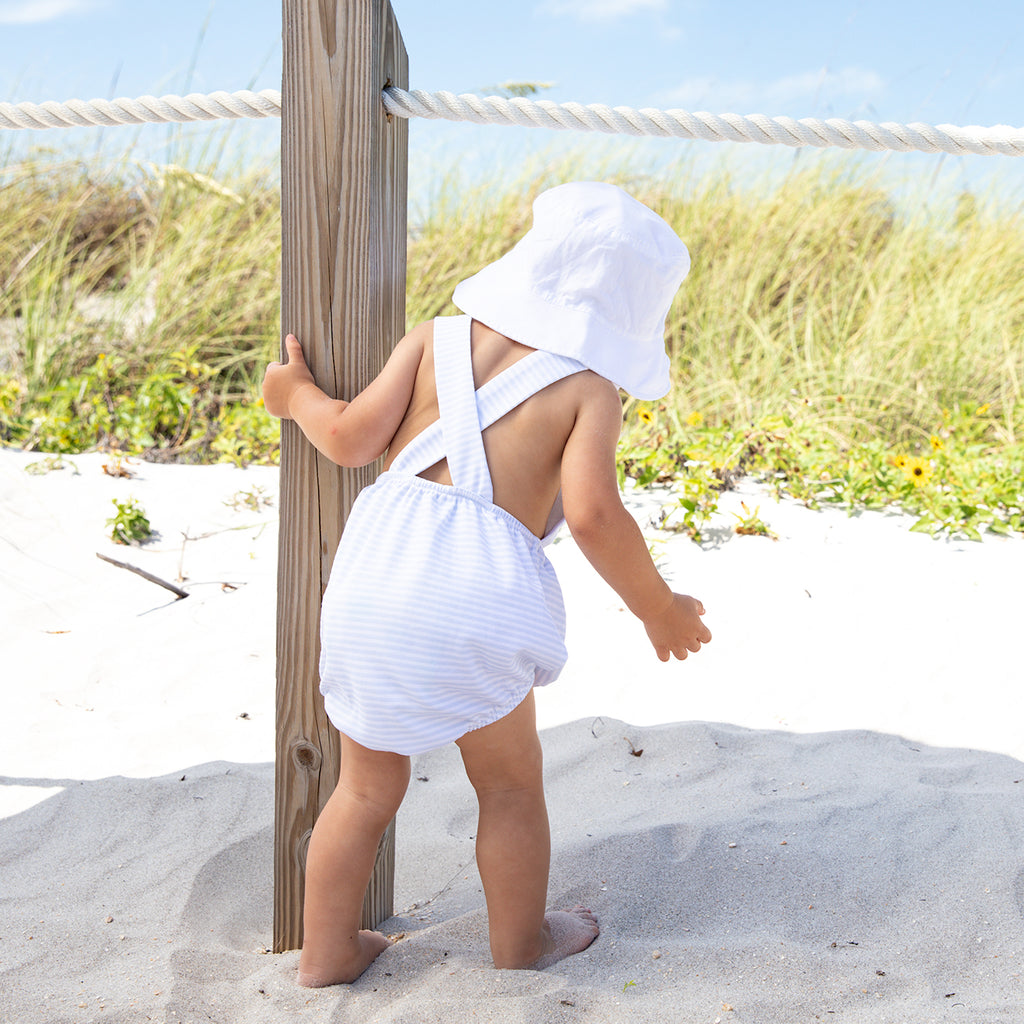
[453,268,672,400]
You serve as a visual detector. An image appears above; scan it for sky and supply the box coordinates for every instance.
[1,0,1022,203]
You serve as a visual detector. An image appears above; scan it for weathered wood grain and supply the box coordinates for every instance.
[275,0,407,954]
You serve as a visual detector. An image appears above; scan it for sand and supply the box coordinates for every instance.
[1,446,1022,1022]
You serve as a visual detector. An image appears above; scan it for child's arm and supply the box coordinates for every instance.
[560,378,711,661]
[262,324,427,467]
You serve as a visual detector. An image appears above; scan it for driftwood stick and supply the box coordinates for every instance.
[95,552,190,600]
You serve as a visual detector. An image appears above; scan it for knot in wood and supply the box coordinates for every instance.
[291,739,322,772]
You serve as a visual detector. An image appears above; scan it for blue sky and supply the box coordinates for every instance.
[1,0,1021,200]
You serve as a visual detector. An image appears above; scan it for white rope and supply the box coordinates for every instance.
[381,88,1024,158]
[3,85,1023,158]
[0,90,281,131]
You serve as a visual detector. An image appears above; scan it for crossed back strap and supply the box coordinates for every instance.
[389,316,586,504]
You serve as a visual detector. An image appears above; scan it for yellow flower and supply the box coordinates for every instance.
[685,410,703,427]
[902,457,933,487]
[892,453,908,468]
[637,408,654,425]
[976,403,991,416]
[929,435,944,451]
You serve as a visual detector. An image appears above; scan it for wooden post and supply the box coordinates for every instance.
[275,0,408,954]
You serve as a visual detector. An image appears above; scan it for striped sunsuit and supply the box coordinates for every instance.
[317,315,587,755]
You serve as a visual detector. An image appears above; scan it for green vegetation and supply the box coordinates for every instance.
[106,496,152,545]
[1,146,1022,539]
[0,150,280,463]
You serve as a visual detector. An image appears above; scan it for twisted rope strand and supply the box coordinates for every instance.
[2,85,1022,158]
[0,89,282,131]
[381,88,1024,157]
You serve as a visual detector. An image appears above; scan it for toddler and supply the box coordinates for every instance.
[262,181,711,986]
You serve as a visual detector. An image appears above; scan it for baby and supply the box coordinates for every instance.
[262,181,711,986]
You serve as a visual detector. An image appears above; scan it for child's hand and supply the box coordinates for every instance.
[642,593,711,662]
[262,334,316,419]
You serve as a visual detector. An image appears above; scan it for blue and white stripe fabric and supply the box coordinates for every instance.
[317,316,586,755]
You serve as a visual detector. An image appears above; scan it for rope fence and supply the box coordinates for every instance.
[2,85,1022,158]
[0,90,282,131]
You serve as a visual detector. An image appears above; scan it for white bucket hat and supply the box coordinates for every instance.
[452,181,690,399]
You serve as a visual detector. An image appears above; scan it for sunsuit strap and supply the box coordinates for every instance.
[389,316,587,498]
[433,315,491,499]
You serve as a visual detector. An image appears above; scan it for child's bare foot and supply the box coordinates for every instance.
[530,907,600,970]
[297,929,391,987]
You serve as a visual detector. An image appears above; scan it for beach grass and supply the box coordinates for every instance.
[1,144,1021,537]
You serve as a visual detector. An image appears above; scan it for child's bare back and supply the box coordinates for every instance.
[388,319,583,535]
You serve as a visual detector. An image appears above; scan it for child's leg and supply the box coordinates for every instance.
[298,733,410,987]
[456,690,599,969]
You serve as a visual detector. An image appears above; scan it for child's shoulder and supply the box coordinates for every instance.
[569,367,623,415]
[379,321,432,375]
[573,366,619,395]
[400,319,434,350]
[551,367,624,446]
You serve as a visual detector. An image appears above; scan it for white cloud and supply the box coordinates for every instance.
[538,0,668,22]
[0,0,100,24]
[662,66,885,115]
